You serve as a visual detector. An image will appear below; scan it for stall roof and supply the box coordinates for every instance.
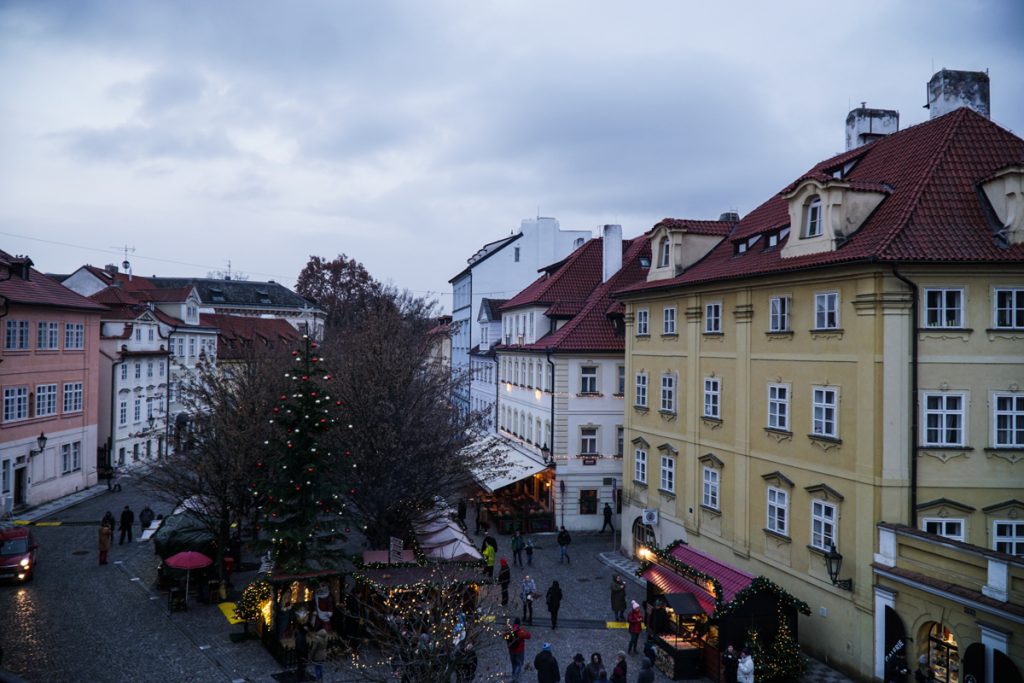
[664,592,704,617]
[669,544,755,604]
[355,564,482,588]
[469,435,548,493]
[641,565,716,616]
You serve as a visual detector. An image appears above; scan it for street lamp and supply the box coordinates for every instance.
[824,543,853,590]
[28,432,47,457]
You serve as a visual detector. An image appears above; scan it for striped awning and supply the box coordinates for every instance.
[641,565,716,616]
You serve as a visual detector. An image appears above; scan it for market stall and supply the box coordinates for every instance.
[639,541,810,682]
[468,436,555,534]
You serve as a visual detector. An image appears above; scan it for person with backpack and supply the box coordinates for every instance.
[506,618,532,682]
[557,526,571,564]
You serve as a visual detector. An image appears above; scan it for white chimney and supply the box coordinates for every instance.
[926,69,990,120]
[845,104,899,150]
[602,224,622,282]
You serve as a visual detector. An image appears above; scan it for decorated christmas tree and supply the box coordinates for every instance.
[252,336,352,572]
[767,618,805,680]
[747,627,766,681]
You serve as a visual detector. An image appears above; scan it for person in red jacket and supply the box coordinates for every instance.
[506,617,532,682]
[626,600,643,655]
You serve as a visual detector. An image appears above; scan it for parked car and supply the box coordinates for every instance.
[0,525,37,582]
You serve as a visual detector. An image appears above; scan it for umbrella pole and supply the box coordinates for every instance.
[185,569,190,608]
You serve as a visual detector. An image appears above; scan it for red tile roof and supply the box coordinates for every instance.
[617,108,1024,296]
[200,313,300,360]
[498,236,651,353]
[134,286,194,303]
[80,265,156,292]
[668,543,755,605]
[653,218,736,236]
[0,251,107,311]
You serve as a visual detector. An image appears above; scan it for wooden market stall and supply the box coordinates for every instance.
[639,541,810,682]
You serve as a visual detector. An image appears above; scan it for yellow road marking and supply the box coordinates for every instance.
[218,602,244,625]
[34,521,62,527]
[606,621,628,629]
[13,520,30,525]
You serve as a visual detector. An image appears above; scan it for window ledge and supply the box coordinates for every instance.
[635,333,650,339]
[763,528,791,543]
[984,446,1024,452]
[918,445,974,451]
[661,333,678,339]
[658,409,678,419]
[808,433,842,445]
[612,393,624,398]
[702,331,724,337]
[632,480,648,489]
[920,327,973,333]
[701,415,722,424]
[986,327,1024,333]
[700,504,721,517]
[810,327,844,335]
[633,405,649,413]
[764,427,793,437]
[806,544,830,557]
[577,392,604,398]
[765,330,794,338]
[658,489,676,499]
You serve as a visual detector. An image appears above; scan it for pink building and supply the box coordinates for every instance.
[0,251,105,513]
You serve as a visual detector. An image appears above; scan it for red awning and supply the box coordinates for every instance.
[641,565,715,615]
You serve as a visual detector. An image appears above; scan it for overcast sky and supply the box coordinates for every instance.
[2,1,1022,310]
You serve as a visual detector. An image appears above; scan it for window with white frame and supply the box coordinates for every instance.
[994,393,1024,447]
[119,400,128,426]
[924,288,964,328]
[3,387,28,422]
[1,460,10,494]
[617,365,625,395]
[703,377,721,419]
[768,384,790,431]
[658,237,670,268]
[134,398,142,422]
[5,320,29,350]
[769,296,790,332]
[62,382,83,413]
[120,364,128,381]
[147,361,154,378]
[37,321,59,350]
[993,520,1024,556]
[923,518,965,542]
[663,307,677,335]
[814,292,839,329]
[580,427,598,455]
[168,382,176,404]
[702,467,719,510]
[634,448,647,483]
[994,288,1024,329]
[188,337,196,357]
[767,487,788,535]
[580,366,598,394]
[705,303,722,333]
[35,384,57,417]
[636,309,649,336]
[64,322,84,350]
[186,304,198,322]
[148,328,155,341]
[135,362,141,380]
[660,455,675,493]
[811,500,836,550]
[61,442,81,474]
[616,427,624,457]
[146,397,155,419]
[135,327,142,341]
[812,387,838,438]
[635,373,648,407]
[660,374,676,413]
[159,361,165,378]
[923,393,965,447]
[804,196,822,237]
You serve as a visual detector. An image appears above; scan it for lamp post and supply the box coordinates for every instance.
[28,432,48,457]
[824,543,853,590]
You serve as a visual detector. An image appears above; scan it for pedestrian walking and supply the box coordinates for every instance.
[139,504,155,534]
[118,505,135,545]
[505,618,532,683]
[545,580,563,629]
[454,639,478,682]
[610,575,627,620]
[511,530,525,567]
[520,574,537,625]
[98,522,112,565]
[737,649,754,683]
[533,643,560,683]
[721,643,739,683]
[610,652,627,683]
[482,542,496,578]
[557,526,571,564]
[583,652,605,683]
[601,503,614,532]
[499,558,511,606]
[525,537,534,565]
[483,532,498,554]
[626,601,643,654]
[101,510,115,531]
[565,653,586,683]
[636,657,654,683]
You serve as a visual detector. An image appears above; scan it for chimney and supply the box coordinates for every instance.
[845,103,899,150]
[719,211,740,223]
[602,224,622,282]
[926,69,990,120]
[104,264,119,275]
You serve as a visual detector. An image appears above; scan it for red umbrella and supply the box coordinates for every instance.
[164,551,213,605]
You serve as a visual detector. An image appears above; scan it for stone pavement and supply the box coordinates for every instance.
[1,480,855,682]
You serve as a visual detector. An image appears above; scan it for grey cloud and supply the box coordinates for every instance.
[56,124,238,162]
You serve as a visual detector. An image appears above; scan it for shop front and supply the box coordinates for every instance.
[638,540,809,682]
[470,436,555,534]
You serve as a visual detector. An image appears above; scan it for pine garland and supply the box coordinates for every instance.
[235,578,272,623]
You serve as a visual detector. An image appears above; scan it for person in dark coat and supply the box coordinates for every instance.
[610,651,627,683]
[454,639,478,682]
[511,530,525,567]
[565,653,586,683]
[636,657,654,683]
[533,643,560,683]
[601,503,614,532]
[642,639,657,666]
[545,580,563,629]
[557,526,571,564]
[139,505,155,534]
[583,652,605,683]
[499,558,512,606]
[118,505,135,544]
[101,510,115,532]
[610,575,627,620]
[457,498,467,525]
[721,643,739,683]
[294,624,310,682]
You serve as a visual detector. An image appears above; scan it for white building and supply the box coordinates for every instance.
[495,226,651,531]
[449,217,590,414]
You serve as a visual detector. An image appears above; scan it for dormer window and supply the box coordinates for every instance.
[658,237,670,268]
[767,228,790,248]
[804,196,823,237]
[574,237,585,249]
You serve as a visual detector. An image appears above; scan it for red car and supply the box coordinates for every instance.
[0,525,37,582]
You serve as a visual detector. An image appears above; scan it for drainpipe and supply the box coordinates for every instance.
[109,351,123,477]
[546,351,558,525]
[891,265,919,527]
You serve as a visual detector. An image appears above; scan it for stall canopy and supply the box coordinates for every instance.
[664,592,703,617]
[468,435,548,494]
[642,542,756,617]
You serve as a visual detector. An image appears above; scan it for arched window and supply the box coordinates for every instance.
[804,195,823,237]
[658,237,670,268]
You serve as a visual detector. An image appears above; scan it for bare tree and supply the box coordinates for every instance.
[296,254,382,331]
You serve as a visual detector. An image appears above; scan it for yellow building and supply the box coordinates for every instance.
[615,103,1024,681]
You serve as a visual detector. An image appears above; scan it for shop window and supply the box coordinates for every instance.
[924,623,960,683]
[579,489,598,515]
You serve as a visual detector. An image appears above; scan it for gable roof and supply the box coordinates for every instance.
[478,298,508,322]
[499,235,651,353]
[617,108,1024,296]
[200,313,300,360]
[73,265,158,293]
[0,251,107,312]
[448,233,523,283]
[653,218,736,237]
[149,277,317,311]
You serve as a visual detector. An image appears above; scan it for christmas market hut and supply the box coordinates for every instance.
[235,569,347,665]
[638,540,810,682]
